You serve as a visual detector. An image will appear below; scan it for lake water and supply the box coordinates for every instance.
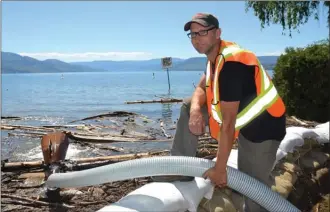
[1,70,273,161]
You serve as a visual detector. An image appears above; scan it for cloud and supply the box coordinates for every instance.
[257,50,285,56]
[18,51,154,62]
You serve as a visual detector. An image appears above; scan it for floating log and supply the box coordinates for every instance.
[42,124,87,128]
[69,111,137,123]
[67,132,156,143]
[125,98,183,104]
[1,116,21,120]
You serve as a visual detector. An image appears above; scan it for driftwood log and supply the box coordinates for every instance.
[1,116,21,120]
[66,132,156,143]
[2,150,169,171]
[68,111,137,123]
[125,98,183,104]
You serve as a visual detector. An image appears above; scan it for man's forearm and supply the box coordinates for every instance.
[215,126,235,171]
[190,87,206,112]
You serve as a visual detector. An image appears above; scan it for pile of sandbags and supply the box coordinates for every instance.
[271,122,329,203]
[275,122,329,165]
[271,162,301,199]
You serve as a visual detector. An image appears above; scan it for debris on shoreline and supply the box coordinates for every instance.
[1,111,329,212]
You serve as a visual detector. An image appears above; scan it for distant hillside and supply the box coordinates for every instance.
[1,52,278,74]
[71,58,185,72]
[1,52,106,74]
[172,57,208,71]
[73,56,278,71]
[258,56,279,70]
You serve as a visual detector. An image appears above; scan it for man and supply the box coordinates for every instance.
[153,13,286,212]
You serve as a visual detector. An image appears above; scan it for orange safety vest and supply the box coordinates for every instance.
[206,40,286,141]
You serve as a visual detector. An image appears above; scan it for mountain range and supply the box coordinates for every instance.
[1,51,279,74]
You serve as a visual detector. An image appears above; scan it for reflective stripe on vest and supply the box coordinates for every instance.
[206,43,281,130]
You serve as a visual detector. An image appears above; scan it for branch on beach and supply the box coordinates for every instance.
[125,98,183,104]
[8,132,47,138]
[69,150,170,164]
[286,115,318,127]
[68,111,137,123]
[290,116,309,126]
[160,121,172,138]
[2,160,45,170]
[70,139,125,153]
[70,200,108,206]
[1,194,74,209]
[198,143,218,149]
[1,124,55,132]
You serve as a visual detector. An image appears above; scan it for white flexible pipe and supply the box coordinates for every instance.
[46,156,300,212]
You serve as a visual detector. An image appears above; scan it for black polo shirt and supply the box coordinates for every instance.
[215,61,286,142]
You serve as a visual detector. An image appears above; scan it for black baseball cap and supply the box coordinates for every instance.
[184,13,219,31]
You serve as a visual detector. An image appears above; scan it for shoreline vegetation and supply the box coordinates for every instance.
[1,103,329,212]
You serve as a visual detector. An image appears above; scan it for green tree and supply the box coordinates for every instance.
[272,40,329,122]
[245,1,330,36]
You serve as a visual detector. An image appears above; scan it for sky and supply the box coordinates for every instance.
[2,1,329,62]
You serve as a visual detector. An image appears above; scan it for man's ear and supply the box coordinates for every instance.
[216,28,221,39]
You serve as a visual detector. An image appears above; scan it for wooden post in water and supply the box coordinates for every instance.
[166,68,171,92]
[161,57,172,93]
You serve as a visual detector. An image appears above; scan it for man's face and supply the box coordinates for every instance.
[189,23,219,55]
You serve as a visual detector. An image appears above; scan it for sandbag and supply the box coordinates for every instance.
[275,123,330,165]
[272,177,293,199]
[277,162,301,174]
[312,122,329,144]
[97,153,240,212]
[173,177,214,212]
[300,157,320,171]
[309,151,329,166]
[97,182,189,212]
[98,204,139,212]
[278,132,304,154]
[315,122,329,129]
[286,127,317,139]
[198,189,236,212]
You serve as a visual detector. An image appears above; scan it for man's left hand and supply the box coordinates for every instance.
[202,166,227,188]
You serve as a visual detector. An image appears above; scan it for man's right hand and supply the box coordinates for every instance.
[189,108,205,136]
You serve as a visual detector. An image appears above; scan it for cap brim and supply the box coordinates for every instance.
[184,20,210,31]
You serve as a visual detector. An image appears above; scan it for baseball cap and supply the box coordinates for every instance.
[184,13,219,31]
